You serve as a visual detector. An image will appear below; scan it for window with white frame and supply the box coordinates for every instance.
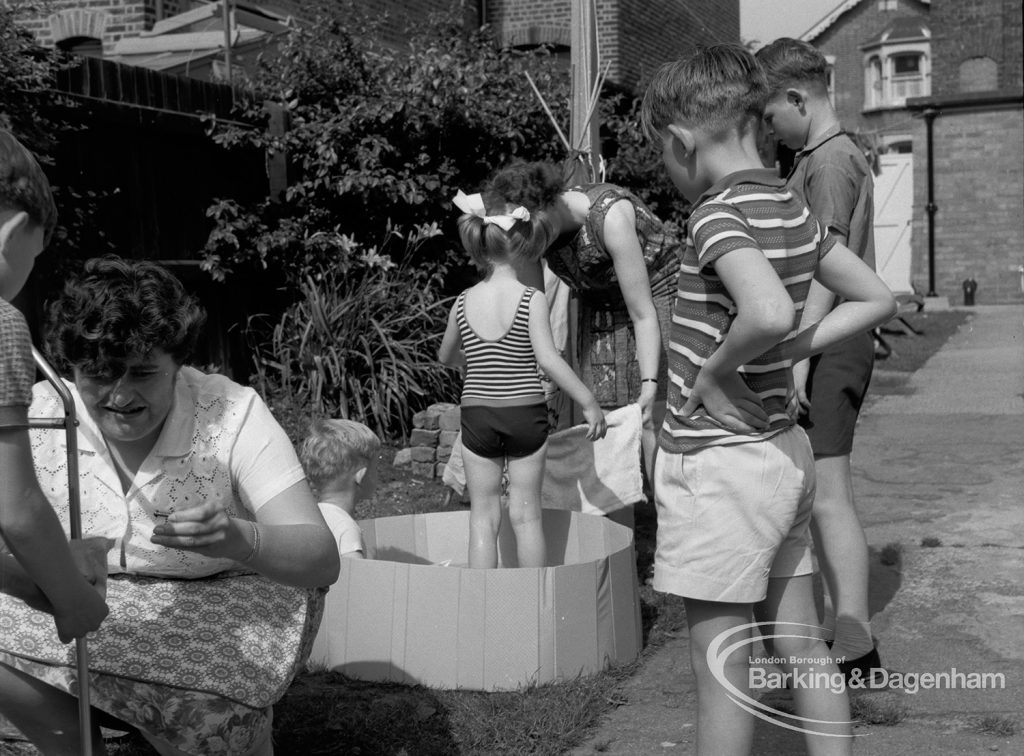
[862,41,930,110]
[891,52,925,100]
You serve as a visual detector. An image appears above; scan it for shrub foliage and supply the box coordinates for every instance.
[201,7,578,437]
[250,225,458,441]
[201,8,572,284]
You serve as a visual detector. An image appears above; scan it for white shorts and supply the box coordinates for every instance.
[653,426,815,603]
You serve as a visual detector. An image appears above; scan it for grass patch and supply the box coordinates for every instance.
[879,542,903,567]
[76,665,637,756]
[850,692,909,726]
[873,310,971,374]
[971,714,1017,737]
[920,536,943,548]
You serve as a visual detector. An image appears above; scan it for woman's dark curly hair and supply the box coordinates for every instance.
[44,256,206,378]
[487,161,569,212]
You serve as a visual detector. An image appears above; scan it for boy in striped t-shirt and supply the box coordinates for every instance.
[640,46,895,755]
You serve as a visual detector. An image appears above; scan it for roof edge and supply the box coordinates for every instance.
[801,0,931,42]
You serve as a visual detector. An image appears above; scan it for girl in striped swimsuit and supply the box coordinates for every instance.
[439,190,607,569]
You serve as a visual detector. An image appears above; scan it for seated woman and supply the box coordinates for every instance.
[0,257,340,755]
[487,161,682,474]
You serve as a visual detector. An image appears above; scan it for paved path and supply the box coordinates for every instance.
[570,305,1024,756]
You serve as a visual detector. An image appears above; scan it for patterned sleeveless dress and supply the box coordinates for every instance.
[545,184,682,408]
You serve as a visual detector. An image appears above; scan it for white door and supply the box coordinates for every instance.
[873,153,915,294]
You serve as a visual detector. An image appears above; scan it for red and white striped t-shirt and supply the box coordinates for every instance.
[660,169,836,454]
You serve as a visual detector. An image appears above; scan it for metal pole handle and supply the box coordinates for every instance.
[31,347,93,756]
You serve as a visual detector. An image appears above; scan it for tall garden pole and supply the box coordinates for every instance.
[30,348,93,756]
[556,0,603,425]
[222,0,233,87]
[569,0,601,183]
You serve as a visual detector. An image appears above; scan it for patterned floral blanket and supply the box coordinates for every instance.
[0,571,320,708]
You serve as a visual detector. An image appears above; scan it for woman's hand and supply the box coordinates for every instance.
[151,482,340,588]
[150,498,247,562]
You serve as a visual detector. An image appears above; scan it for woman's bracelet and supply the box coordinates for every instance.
[640,378,658,384]
[242,520,261,563]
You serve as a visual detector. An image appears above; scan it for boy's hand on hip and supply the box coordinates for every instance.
[790,359,811,416]
[681,370,769,433]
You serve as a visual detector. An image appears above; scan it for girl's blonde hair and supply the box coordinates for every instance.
[457,191,554,273]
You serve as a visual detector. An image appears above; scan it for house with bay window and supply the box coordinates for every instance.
[801,0,931,153]
[797,0,1022,303]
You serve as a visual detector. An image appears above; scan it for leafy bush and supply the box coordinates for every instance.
[0,4,65,158]
[0,4,111,271]
[202,6,571,285]
[250,224,459,441]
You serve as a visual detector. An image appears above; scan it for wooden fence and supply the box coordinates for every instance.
[27,57,272,377]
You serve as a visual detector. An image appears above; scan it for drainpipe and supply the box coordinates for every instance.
[923,107,938,297]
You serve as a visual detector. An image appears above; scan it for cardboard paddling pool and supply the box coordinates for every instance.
[309,509,642,691]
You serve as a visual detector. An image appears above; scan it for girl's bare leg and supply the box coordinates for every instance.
[463,446,505,569]
[506,442,548,568]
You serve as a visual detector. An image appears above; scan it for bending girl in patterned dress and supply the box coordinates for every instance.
[439,190,607,569]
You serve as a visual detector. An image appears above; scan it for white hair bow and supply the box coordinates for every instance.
[453,190,530,231]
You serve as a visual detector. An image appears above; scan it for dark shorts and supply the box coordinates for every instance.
[461,403,549,459]
[798,330,875,457]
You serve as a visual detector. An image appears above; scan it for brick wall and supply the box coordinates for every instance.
[15,0,153,52]
[928,0,1023,95]
[812,0,930,136]
[486,0,738,91]
[910,108,1024,303]
[15,1,463,54]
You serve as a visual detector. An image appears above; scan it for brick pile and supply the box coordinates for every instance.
[400,403,461,479]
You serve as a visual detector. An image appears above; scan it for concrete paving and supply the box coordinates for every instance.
[570,305,1024,756]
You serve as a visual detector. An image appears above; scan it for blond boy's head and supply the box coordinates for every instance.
[300,418,382,500]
